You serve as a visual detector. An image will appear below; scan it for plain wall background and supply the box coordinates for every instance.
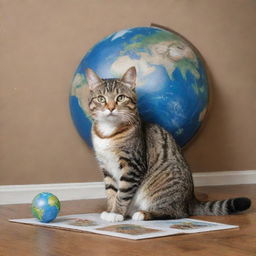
[1,0,256,185]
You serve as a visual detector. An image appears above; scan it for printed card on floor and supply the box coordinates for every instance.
[9,213,239,240]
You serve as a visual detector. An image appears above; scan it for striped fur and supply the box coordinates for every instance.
[87,67,251,222]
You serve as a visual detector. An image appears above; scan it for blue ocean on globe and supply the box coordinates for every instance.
[70,26,208,147]
[32,192,60,223]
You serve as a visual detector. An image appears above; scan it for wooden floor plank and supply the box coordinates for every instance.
[0,184,255,256]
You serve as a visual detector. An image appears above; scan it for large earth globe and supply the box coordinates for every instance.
[32,192,60,223]
[70,26,208,147]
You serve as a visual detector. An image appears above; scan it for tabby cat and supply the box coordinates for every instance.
[86,66,251,222]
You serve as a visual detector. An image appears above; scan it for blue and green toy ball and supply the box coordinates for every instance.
[32,192,61,223]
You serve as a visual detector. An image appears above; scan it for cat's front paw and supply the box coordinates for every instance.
[100,211,124,222]
[132,211,145,221]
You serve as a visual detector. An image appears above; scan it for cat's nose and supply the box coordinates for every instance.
[107,103,115,112]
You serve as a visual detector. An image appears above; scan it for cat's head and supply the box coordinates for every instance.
[86,67,138,124]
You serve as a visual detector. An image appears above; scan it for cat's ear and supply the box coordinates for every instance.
[86,68,103,90]
[121,66,136,89]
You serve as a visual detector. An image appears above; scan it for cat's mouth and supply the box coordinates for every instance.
[97,110,120,122]
[105,112,119,120]
[106,111,118,117]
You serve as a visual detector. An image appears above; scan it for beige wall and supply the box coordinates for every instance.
[1,0,255,185]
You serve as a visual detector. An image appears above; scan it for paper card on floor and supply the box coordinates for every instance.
[9,213,238,240]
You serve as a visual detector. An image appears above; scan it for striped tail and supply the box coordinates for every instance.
[189,197,251,216]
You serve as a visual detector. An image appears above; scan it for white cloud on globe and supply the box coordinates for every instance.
[111,29,132,41]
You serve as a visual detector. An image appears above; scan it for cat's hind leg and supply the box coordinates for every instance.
[132,210,175,221]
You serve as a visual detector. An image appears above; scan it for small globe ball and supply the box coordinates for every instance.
[32,192,61,223]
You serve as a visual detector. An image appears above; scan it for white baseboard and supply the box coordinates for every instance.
[193,170,256,187]
[0,182,105,205]
[0,170,255,205]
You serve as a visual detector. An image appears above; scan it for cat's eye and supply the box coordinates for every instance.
[116,95,126,102]
[97,95,106,103]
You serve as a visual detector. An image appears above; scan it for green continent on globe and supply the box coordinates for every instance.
[48,195,60,211]
[32,206,44,220]
[125,31,198,78]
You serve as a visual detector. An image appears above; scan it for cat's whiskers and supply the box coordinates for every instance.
[118,111,138,126]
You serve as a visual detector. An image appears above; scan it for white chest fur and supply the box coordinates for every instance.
[92,132,121,183]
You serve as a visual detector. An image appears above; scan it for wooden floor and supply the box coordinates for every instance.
[0,185,255,256]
